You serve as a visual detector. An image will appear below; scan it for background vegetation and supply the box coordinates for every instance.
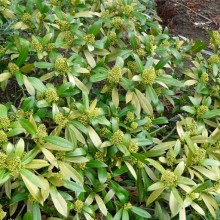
[0,0,220,219]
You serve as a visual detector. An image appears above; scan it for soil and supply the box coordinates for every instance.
[156,0,220,43]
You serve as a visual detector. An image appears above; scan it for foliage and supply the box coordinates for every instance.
[0,0,220,219]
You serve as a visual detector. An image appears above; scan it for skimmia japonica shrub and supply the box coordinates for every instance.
[0,0,220,219]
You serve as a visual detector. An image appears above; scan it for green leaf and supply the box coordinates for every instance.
[122,209,129,220]
[146,85,158,105]
[133,54,144,72]
[43,136,73,150]
[90,73,107,82]
[34,62,54,68]
[63,180,85,192]
[88,20,102,35]
[19,119,37,135]
[131,206,151,218]
[28,77,46,93]
[95,194,107,216]
[201,109,220,119]
[156,75,185,88]
[16,39,29,67]
[88,126,102,148]
[50,186,67,217]
[0,104,7,117]
[155,56,170,70]
[87,160,107,168]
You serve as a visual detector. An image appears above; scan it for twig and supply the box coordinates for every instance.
[161,126,176,142]
[170,0,215,24]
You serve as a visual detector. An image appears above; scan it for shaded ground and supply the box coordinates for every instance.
[156,0,220,43]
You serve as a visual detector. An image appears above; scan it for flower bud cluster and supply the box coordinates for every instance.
[78,113,89,126]
[73,200,84,213]
[200,72,209,83]
[45,88,59,103]
[130,122,138,130]
[108,31,117,43]
[100,127,110,137]
[6,156,22,176]
[126,111,135,122]
[128,141,138,153]
[208,54,220,64]
[74,162,86,170]
[46,43,55,52]
[0,116,10,131]
[166,149,176,167]
[127,61,137,71]
[124,202,132,210]
[50,0,61,6]
[34,124,48,144]
[95,151,104,161]
[83,34,95,45]
[88,108,99,118]
[0,46,6,54]
[210,31,220,46]
[123,5,133,16]
[136,160,145,168]
[112,17,123,29]
[136,48,146,57]
[22,13,31,23]
[142,67,156,85]
[31,40,43,52]
[55,152,65,161]
[161,170,178,187]
[8,62,19,75]
[57,20,70,31]
[210,85,220,97]
[54,57,69,73]
[108,66,122,83]
[64,31,74,46]
[196,105,208,117]
[191,148,206,165]
[144,117,153,130]
[101,10,110,18]
[111,130,124,145]
[0,152,7,169]
[0,130,8,144]
[54,113,68,128]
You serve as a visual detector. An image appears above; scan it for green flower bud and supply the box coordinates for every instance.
[0,116,10,131]
[22,13,31,23]
[127,61,137,71]
[88,108,99,119]
[100,127,110,137]
[126,111,135,122]
[130,122,138,130]
[155,87,162,96]
[0,130,8,144]
[50,0,61,6]
[200,72,209,83]
[34,124,48,144]
[54,113,68,128]
[108,66,122,84]
[0,46,6,54]
[0,152,7,169]
[112,130,124,145]
[144,117,152,130]
[54,57,69,73]
[210,85,219,97]
[142,67,156,85]
[128,141,138,153]
[73,200,84,213]
[57,20,70,31]
[137,160,145,168]
[196,105,208,117]
[64,31,74,45]
[74,162,86,170]
[123,5,133,16]
[124,203,132,210]
[112,17,123,29]
[46,43,55,52]
[78,113,89,126]
[45,88,59,103]
[136,48,146,57]
[55,152,65,161]
[31,40,43,52]
[208,54,220,64]
[8,62,19,75]
[161,170,177,187]
[0,208,6,220]
[166,149,176,167]
[95,151,104,161]
[83,34,95,45]
[101,10,110,18]
[210,31,220,46]
[6,156,22,176]
[191,148,206,165]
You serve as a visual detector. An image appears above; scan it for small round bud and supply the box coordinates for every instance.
[161,170,177,187]
[130,122,138,130]
[31,40,43,52]
[95,151,104,161]
[208,54,220,64]
[0,46,6,54]
[78,113,89,126]
[54,113,68,128]
[196,105,208,117]
[6,156,22,176]
[142,67,156,85]
[112,17,123,29]
[44,88,59,103]
[46,43,55,52]
[200,72,209,83]
[191,148,206,165]
[0,130,8,144]
[0,116,10,131]
[8,62,19,75]
[112,130,124,145]
[108,66,122,84]
[73,200,84,213]
[166,149,176,167]
[128,141,138,153]
[54,57,69,73]
[123,5,133,16]
[22,13,31,23]
[55,152,65,161]
[0,152,7,169]
[126,111,135,122]
[88,108,99,119]
[124,203,132,210]
[136,48,146,57]
[83,34,95,45]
